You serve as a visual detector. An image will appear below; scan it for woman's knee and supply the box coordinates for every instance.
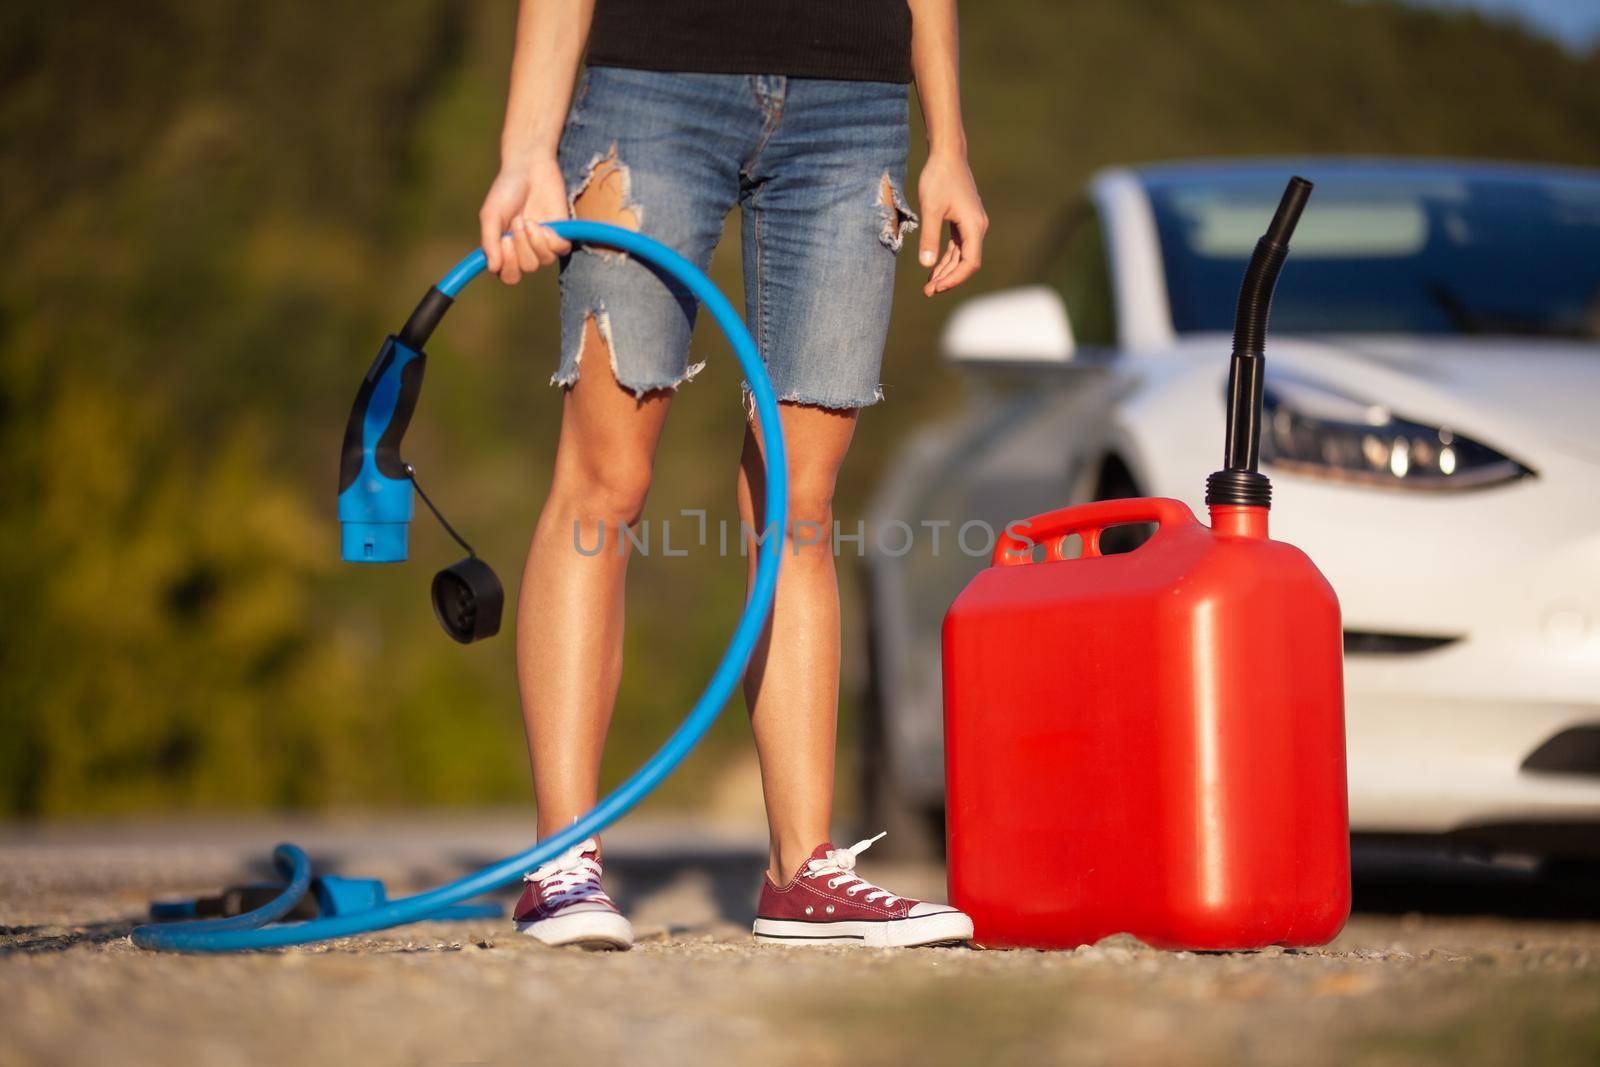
[551,453,654,527]
[782,474,836,548]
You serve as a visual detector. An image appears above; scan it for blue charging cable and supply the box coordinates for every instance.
[132,221,787,952]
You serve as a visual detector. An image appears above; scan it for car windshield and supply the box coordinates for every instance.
[1148,170,1600,339]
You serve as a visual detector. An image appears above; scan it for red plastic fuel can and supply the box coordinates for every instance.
[942,497,1349,950]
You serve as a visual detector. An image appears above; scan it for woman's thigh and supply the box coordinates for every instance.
[554,68,760,396]
[739,78,916,411]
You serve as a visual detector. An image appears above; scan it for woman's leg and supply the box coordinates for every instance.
[518,317,672,838]
[522,68,765,839]
[734,76,912,885]
[737,402,860,885]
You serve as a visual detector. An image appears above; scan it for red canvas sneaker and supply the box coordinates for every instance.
[513,838,633,949]
[753,833,974,947]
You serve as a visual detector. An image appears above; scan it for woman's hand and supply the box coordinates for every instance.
[916,150,987,297]
[479,154,573,285]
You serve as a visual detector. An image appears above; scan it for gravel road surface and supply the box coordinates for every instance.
[3,815,1597,1065]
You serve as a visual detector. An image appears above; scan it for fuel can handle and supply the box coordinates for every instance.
[993,497,1197,566]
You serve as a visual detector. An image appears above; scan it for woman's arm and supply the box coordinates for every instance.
[907,0,987,296]
[479,0,595,284]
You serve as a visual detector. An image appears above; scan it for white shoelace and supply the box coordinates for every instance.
[801,831,900,905]
[523,837,608,907]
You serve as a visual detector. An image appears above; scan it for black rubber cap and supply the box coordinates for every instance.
[431,557,503,643]
[1205,469,1273,509]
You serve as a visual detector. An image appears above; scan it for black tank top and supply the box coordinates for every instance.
[586,0,913,84]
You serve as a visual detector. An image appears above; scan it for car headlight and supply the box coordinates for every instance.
[1258,375,1534,490]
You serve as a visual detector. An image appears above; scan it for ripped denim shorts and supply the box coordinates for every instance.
[555,67,917,410]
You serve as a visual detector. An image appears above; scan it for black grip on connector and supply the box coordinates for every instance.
[398,286,454,350]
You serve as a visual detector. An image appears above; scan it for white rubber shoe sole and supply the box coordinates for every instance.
[752,910,974,948]
[516,908,634,950]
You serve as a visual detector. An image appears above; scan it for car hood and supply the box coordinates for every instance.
[1268,335,1600,465]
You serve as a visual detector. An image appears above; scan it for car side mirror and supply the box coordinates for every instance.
[941,285,1076,365]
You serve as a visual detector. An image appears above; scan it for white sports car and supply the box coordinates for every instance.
[863,158,1600,862]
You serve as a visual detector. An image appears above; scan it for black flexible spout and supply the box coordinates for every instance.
[1205,176,1313,510]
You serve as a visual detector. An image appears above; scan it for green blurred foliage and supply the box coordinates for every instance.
[1,0,1596,815]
